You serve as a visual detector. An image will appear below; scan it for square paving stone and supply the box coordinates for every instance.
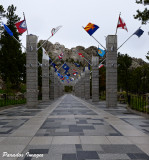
[77,151,99,160]
[127,153,149,159]
[62,154,77,160]
[101,144,144,154]
[28,149,49,154]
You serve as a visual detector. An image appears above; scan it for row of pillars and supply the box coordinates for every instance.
[26,34,118,108]
[74,35,118,108]
[26,35,64,107]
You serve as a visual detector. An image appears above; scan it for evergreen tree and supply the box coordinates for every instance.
[134,0,149,24]
[0,5,25,89]
[118,53,132,96]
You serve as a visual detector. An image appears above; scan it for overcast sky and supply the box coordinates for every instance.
[1,0,149,61]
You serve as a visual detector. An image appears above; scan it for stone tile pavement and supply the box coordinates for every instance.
[0,94,149,160]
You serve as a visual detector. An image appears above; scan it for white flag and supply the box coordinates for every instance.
[42,48,49,60]
[51,26,62,36]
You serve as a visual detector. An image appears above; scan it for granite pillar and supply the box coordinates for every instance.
[85,67,90,100]
[106,35,117,107]
[26,35,38,107]
[42,59,49,101]
[92,56,99,102]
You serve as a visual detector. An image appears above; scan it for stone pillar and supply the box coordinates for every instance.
[106,35,117,107]
[78,77,82,98]
[26,35,38,107]
[85,67,90,100]
[54,73,58,99]
[50,68,54,100]
[92,56,99,102]
[81,72,85,99]
[42,59,49,101]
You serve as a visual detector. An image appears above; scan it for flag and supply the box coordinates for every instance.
[65,71,70,76]
[15,19,27,34]
[117,16,128,32]
[99,64,104,69]
[63,63,69,70]
[88,63,90,70]
[2,23,13,36]
[84,23,99,36]
[51,26,62,36]
[58,52,64,59]
[133,28,144,37]
[64,75,69,80]
[74,63,80,67]
[70,77,74,81]
[78,53,84,57]
[97,48,106,57]
[42,48,49,60]
[57,72,61,77]
[52,63,57,71]
[73,72,78,76]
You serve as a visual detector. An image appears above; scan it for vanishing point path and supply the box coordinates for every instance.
[0,94,149,160]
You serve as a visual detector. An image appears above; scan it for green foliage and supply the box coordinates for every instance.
[118,53,149,95]
[129,94,149,113]
[134,0,149,24]
[99,67,106,93]
[118,53,132,96]
[0,98,26,107]
[0,89,5,94]
[64,86,72,92]
[20,83,26,93]
[146,51,149,61]
[0,5,25,89]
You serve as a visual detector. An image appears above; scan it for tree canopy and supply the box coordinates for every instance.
[0,5,26,89]
[134,0,149,24]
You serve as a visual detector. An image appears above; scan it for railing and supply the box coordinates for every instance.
[0,94,26,107]
[128,94,149,114]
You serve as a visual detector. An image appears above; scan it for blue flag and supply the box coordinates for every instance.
[134,28,144,37]
[65,70,70,76]
[88,63,90,70]
[63,63,69,70]
[52,63,56,68]
[64,75,69,80]
[97,48,106,57]
[3,23,13,36]
[57,72,61,77]
[74,63,80,67]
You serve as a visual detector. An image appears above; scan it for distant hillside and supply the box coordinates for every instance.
[39,40,148,70]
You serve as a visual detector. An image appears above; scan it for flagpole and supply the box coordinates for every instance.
[82,26,106,50]
[76,48,92,66]
[23,12,29,35]
[83,57,92,66]
[57,62,65,71]
[91,35,106,50]
[117,26,141,50]
[12,36,26,50]
[49,57,57,66]
[99,58,106,65]
[115,12,121,35]
[37,27,62,51]
[117,33,134,51]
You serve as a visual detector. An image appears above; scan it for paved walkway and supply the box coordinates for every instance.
[0,94,149,160]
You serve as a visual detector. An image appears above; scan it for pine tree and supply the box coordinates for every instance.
[134,0,149,24]
[0,5,25,89]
